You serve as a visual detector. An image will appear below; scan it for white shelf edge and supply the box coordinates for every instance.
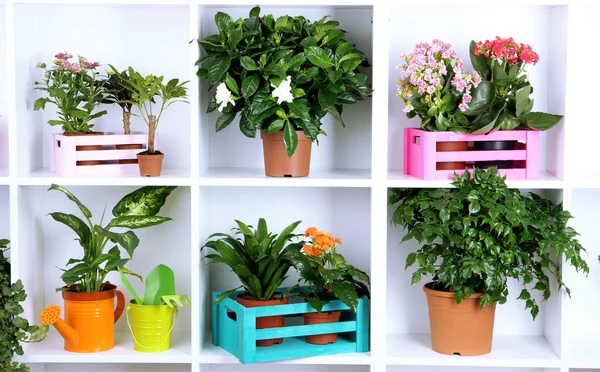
[16,168,193,186]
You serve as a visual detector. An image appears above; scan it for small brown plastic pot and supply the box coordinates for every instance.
[63,132,104,166]
[137,153,164,177]
[303,311,342,345]
[423,282,496,356]
[261,130,312,177]
[436,141,468,171]
[236,294,289,347]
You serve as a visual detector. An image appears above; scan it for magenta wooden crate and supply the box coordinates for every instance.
[403,128,540,180]
[50,132,151,176]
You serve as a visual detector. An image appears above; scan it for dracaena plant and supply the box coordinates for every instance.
[100,65,137,135]
[388,167,589,319]
[295,227,370,312]
[48,184,177,293]
[1,240,48,372]
[196,6,373,157]
[203,218,304,304]
[33,52,107,134]
[465,37,563,134]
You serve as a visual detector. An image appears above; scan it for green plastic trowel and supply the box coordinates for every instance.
[144,264,176,305]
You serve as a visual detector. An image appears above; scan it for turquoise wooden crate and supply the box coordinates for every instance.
[211,288,369,364]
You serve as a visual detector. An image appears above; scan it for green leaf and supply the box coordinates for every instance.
[499,113,521,131]
[283,121,299,157]
[208,56,231,85]
[284,54,306,71]
[109,215,172,229]
[335,42,355,61]
[48,212,91,246]
[338,53,361,64]
[405,252,417,268]
[224,73,239,95]
[522,112,564,131]
[267,119,285,133]
[112,186,177,217]
[228,26,243,50]
[33,98,49,111]
[307,297,329,313]
[435,113,449,131]
[241,74,260,98]
[331,281,359,312]
[300,37,317,48]
[214,288,240,305]
[240,56,259,71]
[239,113,255,138]
[318,86,336,110]
[215,111,237,132]
[515,86,532,117]
[94,226,139,258]
[304,46,334,69]
[492,60,508,82]
[463,81,495,116]
[469,40,490,78]
[48,184,92,219]
[286,99,311,122]
[215,11,233,32]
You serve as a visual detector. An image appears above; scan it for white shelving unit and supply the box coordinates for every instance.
[1,1,598,372]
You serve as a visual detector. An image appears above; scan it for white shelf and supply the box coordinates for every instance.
[0,166,9,185]
[17,168,193,186]
[386,334,560,368]
[569,338,600,369]
[200,167,372,187]
[199,336,371,365]
[387,170,565,189]
[18,331,192,364]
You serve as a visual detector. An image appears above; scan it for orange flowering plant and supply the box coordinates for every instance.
[294,227,370,313]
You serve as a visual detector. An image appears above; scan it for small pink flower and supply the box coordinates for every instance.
[463,93,472,104]
[459,103,468,111]
[55,51,72,60]
[426,85,436,94]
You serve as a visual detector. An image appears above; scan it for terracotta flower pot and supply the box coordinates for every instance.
[303,311,342,345]
[436,141,468,171]
[63,132,104,166]
[236,294,289,347]
[137,153,164,177]
[115,144,143,164]
[423,282,496,356]
[260,130,312,177]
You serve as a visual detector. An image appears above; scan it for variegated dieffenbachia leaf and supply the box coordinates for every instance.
[48,184,92,219]
[112,186,177,218]
[48,212,91,246]
[94,225,140,258]
[108,215,172,229]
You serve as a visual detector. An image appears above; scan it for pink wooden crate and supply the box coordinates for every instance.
[403,128,540,180]
[50,132,152,176]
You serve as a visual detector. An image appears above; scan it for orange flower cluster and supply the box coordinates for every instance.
[303,227,342,257]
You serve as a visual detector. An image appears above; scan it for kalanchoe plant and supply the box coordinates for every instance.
[466,36,563,134]
[48,184,177,293]
[295,227,370,312]
[196,6,373,157]
[125,67,189,155]
[396,39,482,132]
[33,52,107,134]
[203,218,304,304]
[388,167,589,319]
[1,240,48,372]
[100,65,137,135]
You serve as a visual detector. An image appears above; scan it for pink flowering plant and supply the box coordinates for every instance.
[33,52,107,134]
[466,37,563,134]
[396,40,482,132]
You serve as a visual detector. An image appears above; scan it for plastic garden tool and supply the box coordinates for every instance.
[118,266,143,305]
[161,295,192,308]
[144,264,176,305]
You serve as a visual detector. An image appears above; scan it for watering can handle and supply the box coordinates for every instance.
[114,290,125,323]
[126,306,178,350]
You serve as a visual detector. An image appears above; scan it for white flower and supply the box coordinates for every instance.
[271,76,294,105]
[215,82,235,112]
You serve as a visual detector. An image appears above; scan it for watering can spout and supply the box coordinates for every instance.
[40,305,80,346]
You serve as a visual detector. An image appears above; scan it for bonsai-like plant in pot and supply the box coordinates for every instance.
[388,168,589,356]
[396,39,482,171]
[295,227,370,345]
[465,37,564,168]
[1,240,48,371]
[125,67,189,177]
[33,52,108,166]
[39,184,176,353]
[202,218,304,346]
[196,6,373,177]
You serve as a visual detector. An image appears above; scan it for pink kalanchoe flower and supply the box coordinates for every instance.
[84,61,101,69]
[459,103,468,112]
[463,93,472,104]
[426,85,436,94]
[55,52,73,60]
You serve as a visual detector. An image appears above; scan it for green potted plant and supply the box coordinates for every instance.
[196,6,373,177]
[396,39,482,171]
[125,67,189,177]
[100,65,142,164]
[40,184,176,353]
[388,167,589,356]
[295,227,370,345]
[33,52,108,166]
[0,240,48,372]
[202,218,304,346]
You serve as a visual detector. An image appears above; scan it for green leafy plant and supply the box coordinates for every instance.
[125,67,189,154]
[465,37,563,134]
[196,6,373,157]
[203,218,304,304]
[1,240,48,372]
[33,52,107,134]
[48,184,177,293]
[388,167,589,319]
[294,227,370,312]
[100,65,137,135]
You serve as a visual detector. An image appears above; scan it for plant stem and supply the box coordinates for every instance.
[148,115,157,153]
[122,111,131,135]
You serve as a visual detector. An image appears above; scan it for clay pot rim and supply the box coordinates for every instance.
[62,283,117,301]
[137,153,165,158]
[235,293,289,307]
[423,282,484,299]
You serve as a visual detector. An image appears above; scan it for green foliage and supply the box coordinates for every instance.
[0,240,48,372]
[101,65,135,113]
[388,167,589,319]
[203,218,304,303]
[196,6,373,157]
[48,184,177,293]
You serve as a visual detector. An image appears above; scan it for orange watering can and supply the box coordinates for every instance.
[40,284,125,353]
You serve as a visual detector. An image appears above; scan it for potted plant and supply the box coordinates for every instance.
[101,65,142,164]
[388,167,589,356]
[0,240,48,371]
[396,39,482,171]
[125,67,189,177]
[295,227,370,345]
[196,6,373,177]
[40,184,176,353]
[33,52,108,166]
[202,218,304,346]
[466,37,564,168]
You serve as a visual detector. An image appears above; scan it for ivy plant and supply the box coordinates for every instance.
[1,240,48,372]
[388,167,589,319]
[196,6,373,157]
